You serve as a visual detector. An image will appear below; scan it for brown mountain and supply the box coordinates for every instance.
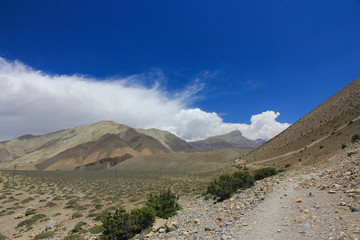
[242,76,360,169]
[189,130,261,151]
[0,121,193,170]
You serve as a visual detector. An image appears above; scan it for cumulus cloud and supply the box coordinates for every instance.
[0,57,290,141]
[165,109,290,141]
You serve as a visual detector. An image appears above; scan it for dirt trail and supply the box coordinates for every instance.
[148,143,360,240]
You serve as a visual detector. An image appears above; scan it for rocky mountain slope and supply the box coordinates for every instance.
[242,77,360,169]
[189,130,262,151]
[146,142,360,240]
[0,121,193,170]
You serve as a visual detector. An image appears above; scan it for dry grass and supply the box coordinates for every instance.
[0,155,240,239]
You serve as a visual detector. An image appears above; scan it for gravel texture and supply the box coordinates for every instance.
[145,143,360,240]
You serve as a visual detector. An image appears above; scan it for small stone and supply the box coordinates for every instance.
[303,223,311,229]
[14,213,24,219]
[319,185,329,190]
[194,219,200,224]
[26,206,36,213]
[159,228,166,233]
[328,190,336,194]
[29,234,35,238]
[295,215,307,223]
[338,206,349,211]
[152,218,167,232]
[339,202,347,206]
[296,198,302,203]
[349,206,359,212]
[243,223,248,226]
[166,220,181,232]
[204,227,213,231]
[346,189,360,193]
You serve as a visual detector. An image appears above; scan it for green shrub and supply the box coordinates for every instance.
[21,197,35,204]
[206,170,254,201]
[72,212,83,219]
[0,233,6,240]
[352,134,360,143]
[207,168,277,201]
[63,234,85,240]
[254,167,278,181]
[33,231,54,240]
[64,199,87,210]
[70,221,87,234]
[16,214,46,228]
[206,174,234,201]
[146,189,181,219]
[89,225,104,234]
[100,206,155,240]
[232,170,255,189]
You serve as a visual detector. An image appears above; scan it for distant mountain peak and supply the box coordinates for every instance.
[0,121,193,170]
[189,130,260,151]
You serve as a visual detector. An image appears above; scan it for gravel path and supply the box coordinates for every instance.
[146,143,360,240]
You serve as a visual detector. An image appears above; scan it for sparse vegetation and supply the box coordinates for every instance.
[100,206,155,240]
[63,234,86,240]
[351,134,360,143]
[89,225,104,234]
[254,167,278,181]
[146,189,181,219]
[33,231,55,240]
[72,212,83,219]
[206,168,278,201]
[70,221,88,234]
[206,170,255,201]
[16,213,47,228]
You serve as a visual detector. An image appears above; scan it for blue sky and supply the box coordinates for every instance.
[0,1,359,141]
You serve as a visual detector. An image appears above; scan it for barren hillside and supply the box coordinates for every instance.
[242,77,360,169]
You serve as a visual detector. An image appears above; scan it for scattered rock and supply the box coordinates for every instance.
[152,218,167,232]
[14,213,24,219]
[346,189,360,194]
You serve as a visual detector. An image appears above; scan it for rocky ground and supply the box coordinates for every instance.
[146,143,360,240]
[1,143,358,239]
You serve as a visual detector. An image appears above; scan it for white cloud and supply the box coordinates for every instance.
[0,57,290,141]
[165,109,290,141]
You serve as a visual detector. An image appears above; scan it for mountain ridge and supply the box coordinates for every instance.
[189,130,262,151]
[0,121,193,170]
